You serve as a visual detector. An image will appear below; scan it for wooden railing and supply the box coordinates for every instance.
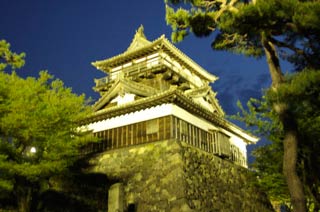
[93,55,190,89]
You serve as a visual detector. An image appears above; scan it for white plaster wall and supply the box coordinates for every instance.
[86,104,174,132]
[85,104,248,161]
[111,93,136,105]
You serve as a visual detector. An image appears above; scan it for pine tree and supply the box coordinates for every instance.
[165,1,320,211]
[0,40,94,212]
[234,70,320,211]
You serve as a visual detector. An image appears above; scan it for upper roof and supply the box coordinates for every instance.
[92,26,218,83]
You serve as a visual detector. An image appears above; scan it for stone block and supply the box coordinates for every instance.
[108,183,124,212]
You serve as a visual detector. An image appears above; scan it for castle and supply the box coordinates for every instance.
[82,26,273,212]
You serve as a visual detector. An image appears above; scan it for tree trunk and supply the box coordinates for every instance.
[15,177,33,212]
[262,36,284,87]
[17,187,32,212]
[262,36,307,212]
[282,115,306,212]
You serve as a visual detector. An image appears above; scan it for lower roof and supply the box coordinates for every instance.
[82,89,258,144]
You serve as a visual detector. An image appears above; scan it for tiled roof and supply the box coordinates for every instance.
[92,27,217,82]
[82,89,258,144]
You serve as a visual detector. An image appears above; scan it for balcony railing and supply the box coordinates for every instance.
[94,77,110,88]
[93,56,187,89]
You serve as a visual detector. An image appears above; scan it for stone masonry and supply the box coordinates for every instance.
[89,139,274,212]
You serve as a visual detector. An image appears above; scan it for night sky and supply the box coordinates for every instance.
[1,0,291,160]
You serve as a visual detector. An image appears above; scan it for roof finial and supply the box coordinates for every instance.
[136,25,146,38]
[125,25,150,52]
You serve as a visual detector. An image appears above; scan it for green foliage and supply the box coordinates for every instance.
[165,0,266,56]
[190,12,216,37]
[0,40,25,72]
[165,0,320,69]
[166,6,216,42]
[234,69,320,210]
[0,70,94,192]
[165,6,190,42]
[0,40,95,211]
[212,32,264,58]
[165,0,320,210]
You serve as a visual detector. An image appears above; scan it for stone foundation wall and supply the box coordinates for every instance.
[181,142,274,212]
[90,140,273,212]
[90,139,191,212]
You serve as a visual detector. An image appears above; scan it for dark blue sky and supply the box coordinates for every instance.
[1,0,291,157]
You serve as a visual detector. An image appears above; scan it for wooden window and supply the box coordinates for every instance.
[187,123,192,144]
[128,125,132,145]
[180,120,188,142]
[180,120,188,135]
[108,129,112,150]
[207,132,210,152]
[137,123,141,143]
[113,128,118,149]
[176,119,180,140]
[201,131,207,151]
[147,119,158,134]
[142,122,146,143]
[159,117,164,140]
[190,125,193,145]
[118,127,122,148]
[217,132,231,158]
[172,117,178,139]
[109,129,113,149]
[137,122,146,144]
[198,128,202,149]
[122,126,127,146]
[104,130,108,150]
[211,131,219,155]
[164,116,171,139]
[133,124,137,145]
[210,132,214,153]
[170,116,174,139]
[194,128,199,148]
[193,126,197,147]
[171,116,177,138]
[205,132,208,151]
[230,145,234,161]
[103,130,107,149]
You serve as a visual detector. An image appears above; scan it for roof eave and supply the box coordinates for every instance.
[91,36,164,73]
[227,123,259,144]
[161,38,218,83]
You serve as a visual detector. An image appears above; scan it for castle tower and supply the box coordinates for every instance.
[84,26,272,212]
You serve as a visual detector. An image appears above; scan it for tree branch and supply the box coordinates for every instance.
[269,37,305,56]
[201,0,240,20]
